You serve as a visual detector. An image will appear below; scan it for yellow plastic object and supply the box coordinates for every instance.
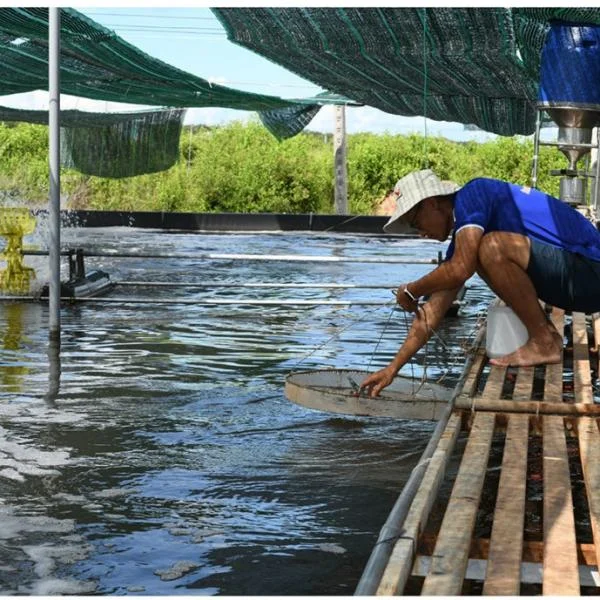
[0,207,36,293]
[1,303,28,392]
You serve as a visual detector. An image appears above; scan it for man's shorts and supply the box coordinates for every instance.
[527,238,600,313]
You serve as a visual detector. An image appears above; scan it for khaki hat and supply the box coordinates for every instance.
[383,169,461,233]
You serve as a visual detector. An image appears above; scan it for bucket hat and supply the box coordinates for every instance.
[383,169,461,233]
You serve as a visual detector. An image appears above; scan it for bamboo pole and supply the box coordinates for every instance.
[454,396,600,417]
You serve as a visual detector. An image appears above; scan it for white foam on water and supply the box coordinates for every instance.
[52,493,87,503]
[91,487,136,499]
[0,424,71,481]
[0,506,75,540]
[22,543,90,577]
[154,560,200,581]
[317,543,347,554]
[0,467,24,482]
[0,506,94,594]
[25,577,97,595]
[0,401,87,425]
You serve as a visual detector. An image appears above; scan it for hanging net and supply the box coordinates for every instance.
[59,108,185,178]
[0,105,186,178]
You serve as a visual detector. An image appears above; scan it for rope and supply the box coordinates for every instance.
[366,305,397,374]
[289,301,396,371]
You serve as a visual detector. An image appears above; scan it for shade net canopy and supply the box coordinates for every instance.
[213,7,600,136]
[0,7,350,176]
[0,7,328,111]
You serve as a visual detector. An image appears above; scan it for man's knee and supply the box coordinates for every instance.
[477,232,504,268]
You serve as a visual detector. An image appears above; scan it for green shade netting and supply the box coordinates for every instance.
[0,106,185,178]
[0,7,350,176]
[5,7,600,177]
[213,7,600,136]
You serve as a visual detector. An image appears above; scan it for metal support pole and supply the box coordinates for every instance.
[594,127,600,220]
[531,109,542,189]
[333,105,348,214]
[48,8,61,341]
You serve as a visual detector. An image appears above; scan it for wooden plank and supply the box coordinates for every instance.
[418,533,598,566]
[482,364,507,399]
[592,312,600,355]
[512,365,534,402]
[573,311,600,573]
[543,308,579,594]
[413,555,600,587]
[543,416,580,594]
[544,307,564,404]
[376,414,462,595]
[593,312,600,376]
[462,348,487,398]
[573,312,594,405]
[483,413,529,595]
[478,346,527,596]
[420,364,500,597]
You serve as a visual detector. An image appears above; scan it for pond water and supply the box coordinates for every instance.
[0,228,492,595]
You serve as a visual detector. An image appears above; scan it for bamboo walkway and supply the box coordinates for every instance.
[360,307,600,595]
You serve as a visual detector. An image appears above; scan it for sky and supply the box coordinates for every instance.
[0,5,549,142]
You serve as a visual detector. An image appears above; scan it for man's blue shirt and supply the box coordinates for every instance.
[445,177,600,262]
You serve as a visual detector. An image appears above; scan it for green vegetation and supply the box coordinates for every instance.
[0,119,567,214]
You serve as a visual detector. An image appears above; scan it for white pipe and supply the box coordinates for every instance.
[531,109,541,189]
[48,8,61,341]
[114,282,404,289]
[23,250,438,264]
[0,297,395,307]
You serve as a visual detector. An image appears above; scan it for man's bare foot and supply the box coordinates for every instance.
[489,332,563,367]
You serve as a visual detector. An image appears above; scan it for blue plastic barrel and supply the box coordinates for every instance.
[538,21,600,107]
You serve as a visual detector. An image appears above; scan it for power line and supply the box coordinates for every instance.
[105,25,226,34]
[108,33,227,39]
[85,11,217,21]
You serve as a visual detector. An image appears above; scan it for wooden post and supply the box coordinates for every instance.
[333,105,348,214]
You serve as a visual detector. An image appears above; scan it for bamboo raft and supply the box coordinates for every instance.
[357,307,600,595]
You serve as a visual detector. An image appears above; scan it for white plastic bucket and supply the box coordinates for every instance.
[485,306,529,359]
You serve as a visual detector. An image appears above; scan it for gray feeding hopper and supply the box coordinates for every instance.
[543,105,600,169]
[537,22,600,205]
[285,369,452,420]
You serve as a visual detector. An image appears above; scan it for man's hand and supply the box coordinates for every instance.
[396,284,420,313]
[360,366,397,398]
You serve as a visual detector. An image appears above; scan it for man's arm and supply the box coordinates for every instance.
[408,227,484,299]
[360,287,460,397]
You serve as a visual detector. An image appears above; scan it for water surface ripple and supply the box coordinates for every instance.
[0,229,492,595]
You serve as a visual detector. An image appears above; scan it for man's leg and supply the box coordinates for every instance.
[477,231,562,367]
